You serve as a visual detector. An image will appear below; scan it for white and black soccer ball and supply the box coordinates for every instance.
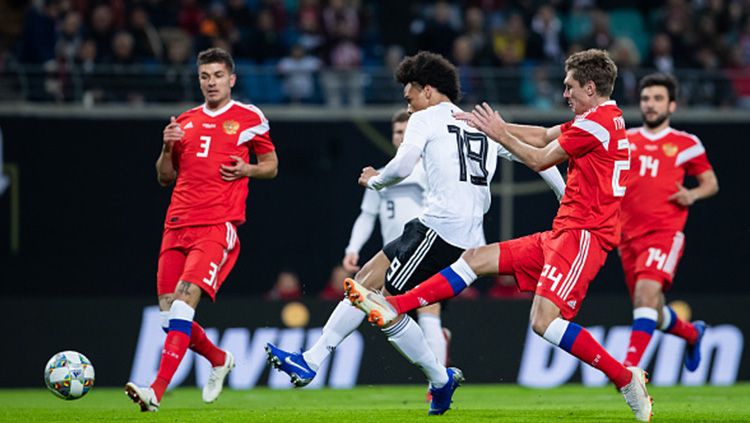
[44,350,95,400]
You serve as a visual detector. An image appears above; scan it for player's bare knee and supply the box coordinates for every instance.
[416,302,441,316]
[461,244,498,275]
[633,279,663,309]
[158,294,174,311]
[173,281,201,308]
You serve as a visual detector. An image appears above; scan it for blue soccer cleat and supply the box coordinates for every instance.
[265,343,316,387]
[428,367,464,415]
[684,320,707,372]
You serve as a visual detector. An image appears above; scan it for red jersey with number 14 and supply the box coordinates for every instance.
[554,100,630,250]
[166,100,275,228]
[620,127,712,242]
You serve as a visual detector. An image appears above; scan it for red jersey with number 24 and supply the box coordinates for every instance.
[165,100,275,228]
[620,127,712,242]
[554,100,630,250]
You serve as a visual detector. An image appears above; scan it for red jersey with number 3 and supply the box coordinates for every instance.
[554,100,630,250]
[620,127,712,242]
[166,100,275,228]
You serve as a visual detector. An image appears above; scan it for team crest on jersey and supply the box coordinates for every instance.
[223,120,240,135]
[662,143,678,157]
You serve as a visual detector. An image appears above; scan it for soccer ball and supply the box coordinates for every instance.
[44,351,95,400]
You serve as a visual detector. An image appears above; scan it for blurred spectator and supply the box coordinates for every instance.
[245,9,285,63]
[319,265,350,300]
[452,36,479,104]
[462,7,491,65]
[20,0,61,64]
[160,36,192,102]
[609,37,641,105]
[76,39,106,106]
[582,10,614,51]
[645,33,675,73]
[414,0,460,58]
[266,271,303,300]
[492,13,527,67]
[522,65,561,109]
[129,7,163,62]
[89,4,115,63]
[278,44,322,103]
[106,31,145,104]
[686,45,735,107]
[530,5,568,64]
[56,11,83,65]
[320,0,364,107]
[178,0,205,37]
[296,0,325,55]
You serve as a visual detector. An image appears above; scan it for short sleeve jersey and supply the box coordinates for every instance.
[360,164,427,245]
[403,102,512,249]
[165,100,275,228]
[555,100,630,250]
[620,127,713,242]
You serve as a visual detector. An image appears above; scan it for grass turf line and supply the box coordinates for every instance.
[1,384,749,422]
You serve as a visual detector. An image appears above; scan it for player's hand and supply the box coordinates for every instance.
[220,155,251,181]
[668,182,696,207]
[342,252,360,272]
[163,116,184,151]
[359,166,379,187]
[472,102,508,139]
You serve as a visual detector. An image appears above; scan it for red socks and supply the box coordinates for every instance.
[569,327,633,389]
[190,321,226,367]
[667,319,698,345]
[151,331,190,401]
[387,271,459,314]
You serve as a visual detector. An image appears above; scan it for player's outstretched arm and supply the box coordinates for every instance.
[362,143,421,190]
[156,116,182,187]
[457,103,568,172]
[504,123,562,147]
[538,165,566,201]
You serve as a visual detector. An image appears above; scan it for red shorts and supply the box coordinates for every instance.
[618,230,685,296]
[157,222,240,301]
[498,229,608,320]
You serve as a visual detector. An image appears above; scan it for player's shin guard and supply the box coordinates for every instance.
[660,305,698,344]
[543,318,631,389]
[302,299,365,371]
[152,300,195,401]
[387,258,477,314]
[383,316,449,387]
[624,307,658,367]
[418,313,447,366]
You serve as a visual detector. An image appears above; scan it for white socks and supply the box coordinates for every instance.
[418,313,447,365]
[303,299,365,371]
[383,315,449,387]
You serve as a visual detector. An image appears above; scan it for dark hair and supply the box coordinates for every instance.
[391,109,410,124]
[197,47,235,73]
[395,51,461,103]
[564,49,618,97]
[638,72,679,102]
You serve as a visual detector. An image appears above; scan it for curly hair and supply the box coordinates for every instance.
[638,72,679,102]
[395,51,461,103]
[197,47,235,74]
[564,49,618,97]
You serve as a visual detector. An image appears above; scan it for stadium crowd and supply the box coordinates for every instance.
[1,0,749,106]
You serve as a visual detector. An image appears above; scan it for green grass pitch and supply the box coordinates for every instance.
[2,384,749,422]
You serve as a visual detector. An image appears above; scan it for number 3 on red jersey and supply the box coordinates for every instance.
[197,136,211,158]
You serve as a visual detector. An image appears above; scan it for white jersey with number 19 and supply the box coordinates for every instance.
[403,102,513,249]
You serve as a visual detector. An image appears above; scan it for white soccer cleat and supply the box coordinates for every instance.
[620,366,653,422]
[343,278,398,327]
[202,350,235,403]
[124,382,160,412]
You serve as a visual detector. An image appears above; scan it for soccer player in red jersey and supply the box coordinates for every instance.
[347,50,653,421]
[620,73,718,371]
[125,47,278,412]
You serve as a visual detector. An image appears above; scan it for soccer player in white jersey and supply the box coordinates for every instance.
[266,51,566,415]
[343,110,451,374]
